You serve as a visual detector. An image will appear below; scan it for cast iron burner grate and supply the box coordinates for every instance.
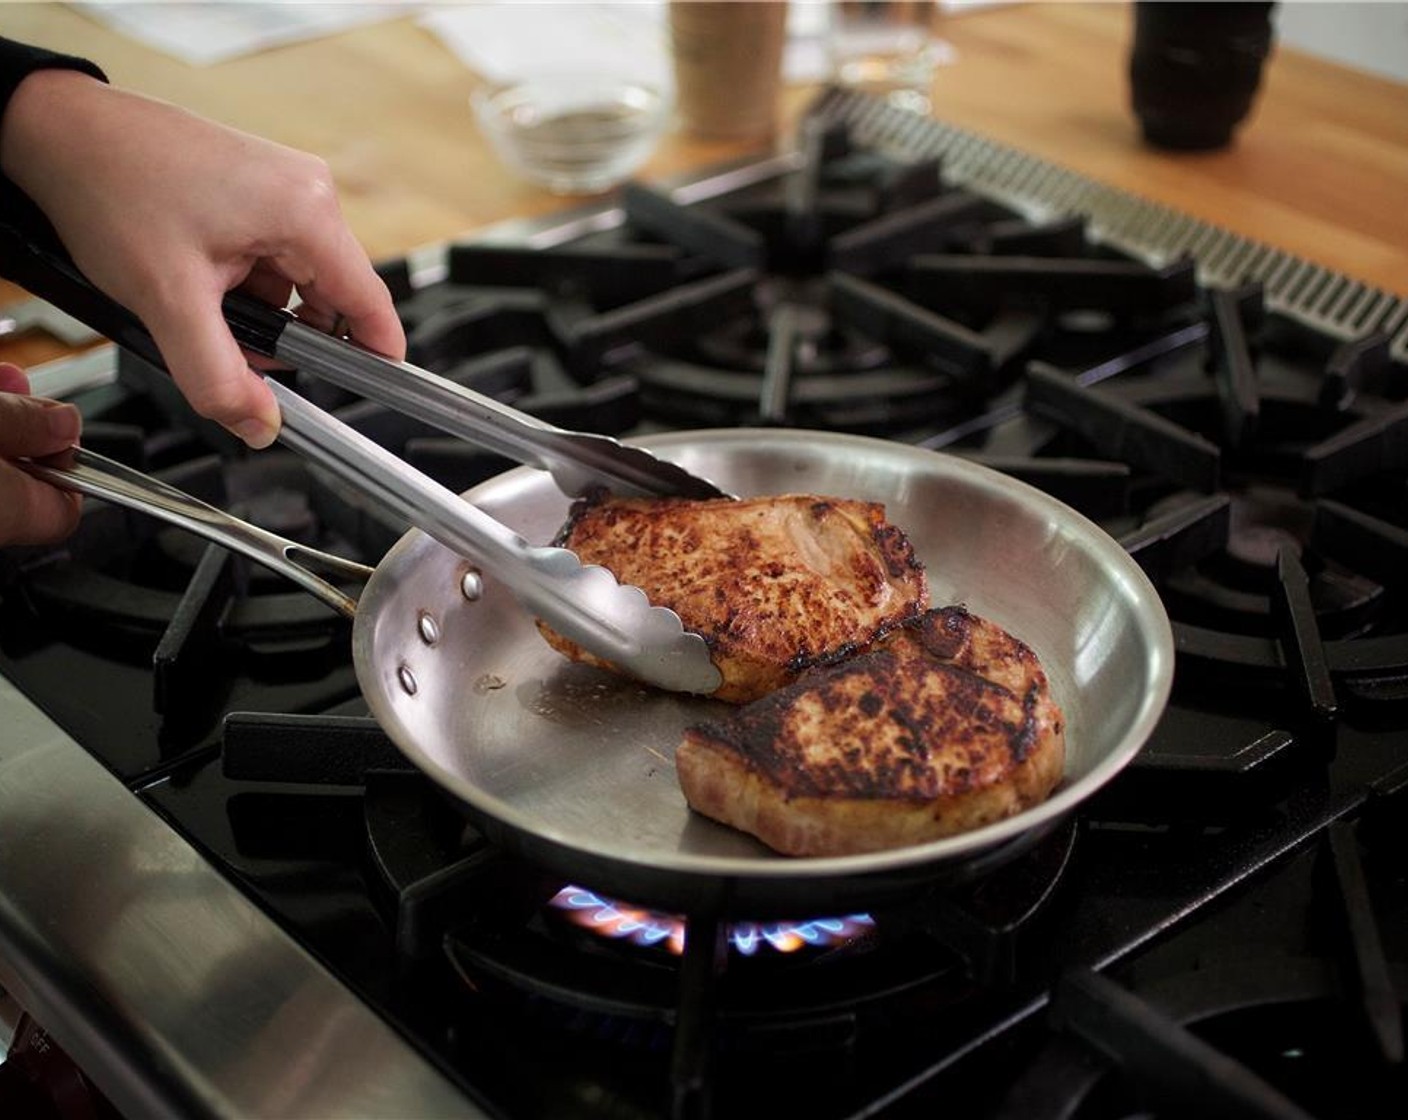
[0,445,370,776]
[990,793,1408,1120]
[813,89,1408,360]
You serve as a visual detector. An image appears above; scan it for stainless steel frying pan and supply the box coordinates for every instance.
[364,430,1173,915]
[36,429,1172,918]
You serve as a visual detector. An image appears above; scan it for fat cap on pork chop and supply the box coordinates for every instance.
[536,491,930,702]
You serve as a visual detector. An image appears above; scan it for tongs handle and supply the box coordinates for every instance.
[17,446,372,618]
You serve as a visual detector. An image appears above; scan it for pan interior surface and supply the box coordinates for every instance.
[354,430,1172,881]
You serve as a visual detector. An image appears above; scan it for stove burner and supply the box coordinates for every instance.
[0,443,381,773]
[1002,967,1402,1120]
[1211,482,1310,569]
[548,885,876,957]
[401,120,1207,436]
[994,821,1407,1120]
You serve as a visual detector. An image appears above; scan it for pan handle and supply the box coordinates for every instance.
[17,447,373,619]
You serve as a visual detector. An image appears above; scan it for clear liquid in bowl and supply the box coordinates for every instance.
[475,79,670,195]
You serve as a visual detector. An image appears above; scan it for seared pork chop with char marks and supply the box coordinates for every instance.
[675,606,1065,856]
[537,491,929,703]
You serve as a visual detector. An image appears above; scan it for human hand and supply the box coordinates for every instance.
[0,361,82,547]
[0,70,405,448]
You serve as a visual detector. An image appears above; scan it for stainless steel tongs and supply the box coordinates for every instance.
[23,396,722,694]
[0,220,725,694]
[259,298,731,502]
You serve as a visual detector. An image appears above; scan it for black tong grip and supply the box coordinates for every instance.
[0,216,293,371]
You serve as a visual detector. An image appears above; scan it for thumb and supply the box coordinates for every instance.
[0,392,83,546]
[0,390,82,457]
[0,361,30,394]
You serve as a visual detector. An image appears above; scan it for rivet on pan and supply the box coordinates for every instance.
[460,569,484,602]
[417,611,440,646]
[397,664,418,696]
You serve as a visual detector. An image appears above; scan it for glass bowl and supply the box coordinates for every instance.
[471,75,672,196]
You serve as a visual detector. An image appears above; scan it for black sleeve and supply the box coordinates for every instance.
[0,37,106,115]
[0,37,108,247]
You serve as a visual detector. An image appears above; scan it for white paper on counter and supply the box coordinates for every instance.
[417,2,671,87]
[417,0,835,92]
[72,1,946,88]
[73,1,419,67]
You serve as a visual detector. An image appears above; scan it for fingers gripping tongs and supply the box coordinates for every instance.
[0,223,725,694]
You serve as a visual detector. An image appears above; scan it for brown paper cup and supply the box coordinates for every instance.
[669,1,789,141]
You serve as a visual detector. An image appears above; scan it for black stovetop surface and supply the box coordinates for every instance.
[2,104,1405,1118]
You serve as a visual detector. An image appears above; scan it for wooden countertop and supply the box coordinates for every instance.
[3,1,1406,371]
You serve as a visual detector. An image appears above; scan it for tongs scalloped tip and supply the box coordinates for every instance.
[524,550,722,695]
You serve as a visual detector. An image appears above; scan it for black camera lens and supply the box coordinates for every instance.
[1130,1,1277,151]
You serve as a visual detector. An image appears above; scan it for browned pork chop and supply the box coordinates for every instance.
[537,492,929,703]
[675,606,1065,856]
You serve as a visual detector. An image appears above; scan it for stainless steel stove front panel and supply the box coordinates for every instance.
[0,678,483,1120]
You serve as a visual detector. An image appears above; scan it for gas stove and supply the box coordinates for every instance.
[1,87,1405,1120]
